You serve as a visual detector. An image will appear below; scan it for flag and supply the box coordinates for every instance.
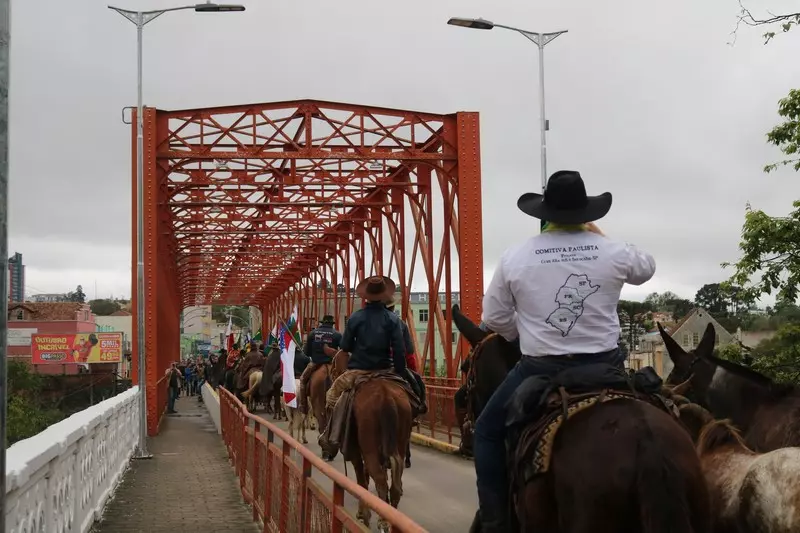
[267,323,278,347]
[278,318,298,408]
[285,306,302,346]
[252,328,262,342]
[225,316,234,353]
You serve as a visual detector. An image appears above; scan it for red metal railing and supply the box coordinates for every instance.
[416,377,461,446]
[219,387,427,533]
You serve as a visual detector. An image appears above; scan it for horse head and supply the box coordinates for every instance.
[695,418,752,457]
[658,322,717,405]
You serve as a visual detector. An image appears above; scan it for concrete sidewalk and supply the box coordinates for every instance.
[92,396,257,533]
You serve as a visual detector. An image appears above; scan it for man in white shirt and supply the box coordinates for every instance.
[473,170,656,532]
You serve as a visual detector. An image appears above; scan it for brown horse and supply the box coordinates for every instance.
[659,322,800,452]
[324,348,413,532]
[307,344,349,441]
[453,307,710,533]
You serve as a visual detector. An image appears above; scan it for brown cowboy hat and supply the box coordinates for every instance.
[356,275,396,302]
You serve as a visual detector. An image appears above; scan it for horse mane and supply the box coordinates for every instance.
[706,353,796,398]
[696,419,753,456]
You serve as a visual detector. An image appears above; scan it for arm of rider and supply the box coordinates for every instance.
[340,315,356,353]
[390,319,407,374]
[481,253,519,342]
[332,331,343,349]
[401,323,415,355]
[623,244,656,285]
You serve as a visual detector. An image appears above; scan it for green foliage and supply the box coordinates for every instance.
[642,291,694,321]
[764,89,800,173]
[747,324,800,383]
[89,299,121,316]
[7,361,64,447]
[66,285,86,304]
[618,300,654,348]
[724,203,800,303]
[714,342,749,365]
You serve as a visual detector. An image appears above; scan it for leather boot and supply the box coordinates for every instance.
[415,372,428,415]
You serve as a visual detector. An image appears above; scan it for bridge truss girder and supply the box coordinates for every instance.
[132,99,484,435]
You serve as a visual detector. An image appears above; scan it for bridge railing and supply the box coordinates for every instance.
[417,377,462,446]
[219,387,427,533]
[5,386,140,533]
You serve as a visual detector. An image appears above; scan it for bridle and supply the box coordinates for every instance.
[329,349,348,381]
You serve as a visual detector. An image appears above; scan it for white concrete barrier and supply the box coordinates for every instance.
[202,382,222,434]
[5,386,140,533]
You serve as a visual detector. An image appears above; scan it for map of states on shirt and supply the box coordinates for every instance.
[546,274,600,337]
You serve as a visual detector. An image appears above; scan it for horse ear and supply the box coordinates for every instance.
[696,323,716,358]
[658,322,692,368]
[452,304,487,347]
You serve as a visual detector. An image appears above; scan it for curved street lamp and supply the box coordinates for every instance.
[447,17,567,231]
[109,0,246,460]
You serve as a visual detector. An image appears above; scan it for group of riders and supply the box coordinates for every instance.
[226,170,763,532]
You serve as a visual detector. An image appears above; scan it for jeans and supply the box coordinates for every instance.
[474,349,624,529]
[168,386,178,412]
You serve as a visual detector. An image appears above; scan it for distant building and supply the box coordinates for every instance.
[30,293,69,303]
[8,252,24,302]
[6,302,98,375]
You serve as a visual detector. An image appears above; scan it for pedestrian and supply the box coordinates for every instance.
[165,363,182,414]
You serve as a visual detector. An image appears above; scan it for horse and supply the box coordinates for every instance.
[674,401,800,533]
[323,347,413,532]
[241,370,263,413]
[282,378,308,443]
[307,344,349,439]
[659,322,800,452]
[452,306,711,533]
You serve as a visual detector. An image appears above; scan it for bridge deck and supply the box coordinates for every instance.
[92,396,258,533]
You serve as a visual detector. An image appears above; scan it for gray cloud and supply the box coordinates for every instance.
[9,0,800,304]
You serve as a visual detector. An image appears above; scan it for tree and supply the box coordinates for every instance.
[89,299,121,316]
[764,89,800,173]
[66,285,86,303]
[694,283,728,315]
[7,361,63,446]
[747,324,800,384]
[643,291,680,312]
[724,203,800,303]
[618,300,653,350]
[736,4,800,43]
[211,305,250,325]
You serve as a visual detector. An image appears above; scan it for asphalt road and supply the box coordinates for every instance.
[257,411,477,532]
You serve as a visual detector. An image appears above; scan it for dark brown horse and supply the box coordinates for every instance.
[324,348,413,532]
[659,322,800,452]
[453,306,710,533]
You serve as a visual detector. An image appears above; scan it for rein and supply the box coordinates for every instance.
[464,332,499,431]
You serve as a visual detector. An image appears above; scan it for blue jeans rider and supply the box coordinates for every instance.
[473,170,656,532]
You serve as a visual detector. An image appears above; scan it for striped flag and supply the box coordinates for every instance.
[267,323,278,347]
[278,319,298,408]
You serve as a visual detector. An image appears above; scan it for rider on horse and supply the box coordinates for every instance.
[298,314,342,413]
[384,296,428,415]
[322,275,408,414]
[473,170,656,532]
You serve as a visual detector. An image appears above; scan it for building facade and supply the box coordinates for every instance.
[8,252,24,302]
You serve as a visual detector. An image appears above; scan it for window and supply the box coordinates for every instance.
[715,333,720,345]
[682,333,690,347]
[452,332,458,343]
[419,309,429,322]
[692,332,700,346]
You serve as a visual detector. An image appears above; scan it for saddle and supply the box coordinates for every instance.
[506,363,677,487]
[324,370,420,461]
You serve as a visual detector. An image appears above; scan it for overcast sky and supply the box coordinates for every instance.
[8,0,800,304]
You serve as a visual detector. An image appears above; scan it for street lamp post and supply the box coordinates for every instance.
[447,17,567,231]
[109,1,245,459]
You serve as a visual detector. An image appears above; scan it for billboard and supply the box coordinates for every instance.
[32,332,124,364]
[8,328,37,346]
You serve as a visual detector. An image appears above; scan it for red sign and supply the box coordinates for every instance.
[31,332,123,364]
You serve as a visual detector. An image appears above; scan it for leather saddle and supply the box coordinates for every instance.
[505,363,675,486]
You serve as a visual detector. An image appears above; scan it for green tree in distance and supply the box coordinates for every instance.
[89,299,122,316]
[618,300,654,350]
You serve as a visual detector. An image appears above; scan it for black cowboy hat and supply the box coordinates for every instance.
[321,315,335,324]
[517,170,612,225]
[356,275,396,302]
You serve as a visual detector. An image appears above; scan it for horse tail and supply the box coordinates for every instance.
[636,423,694,533]
[242,372,261,399]
[380,392,399,470]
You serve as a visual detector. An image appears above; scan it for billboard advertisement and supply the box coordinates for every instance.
[32,332,124,364]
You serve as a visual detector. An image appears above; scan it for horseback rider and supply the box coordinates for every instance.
[322,275,407,415]
[384,297,428,415]
[298,314,342,413]
[472,170,656,532]
[235,343,265,391]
